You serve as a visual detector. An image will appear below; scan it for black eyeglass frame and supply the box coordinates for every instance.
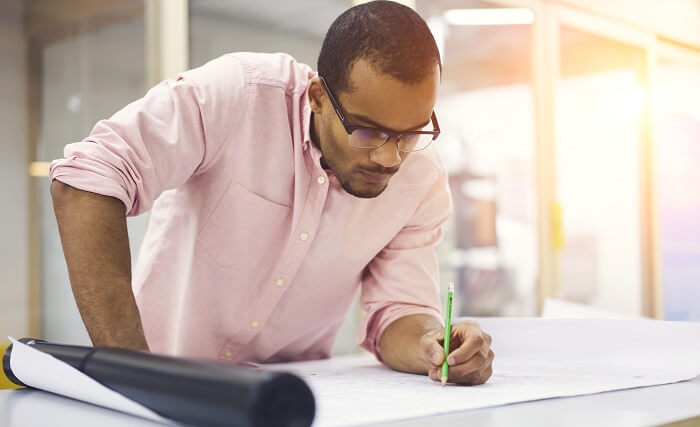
[318,75,441,152]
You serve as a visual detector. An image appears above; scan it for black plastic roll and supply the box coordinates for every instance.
[2,339,315,427]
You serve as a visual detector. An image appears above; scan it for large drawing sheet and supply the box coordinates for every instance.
[267,318,700,427]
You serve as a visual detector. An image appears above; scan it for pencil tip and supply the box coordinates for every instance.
[441,377,447,386]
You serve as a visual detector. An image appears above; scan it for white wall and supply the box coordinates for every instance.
[0,0,29,338]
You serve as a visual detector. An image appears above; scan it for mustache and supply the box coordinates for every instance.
[356,166,400,175]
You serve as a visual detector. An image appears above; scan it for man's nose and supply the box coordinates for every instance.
[369,139,401,168]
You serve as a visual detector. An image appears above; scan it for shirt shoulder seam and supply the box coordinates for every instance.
[231,53,308,93]
[194,55,252,176]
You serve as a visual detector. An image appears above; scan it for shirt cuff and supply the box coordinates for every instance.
[49,157,133,214]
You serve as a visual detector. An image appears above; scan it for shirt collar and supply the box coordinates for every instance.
[301,92,328,174]
[302,88,313,152]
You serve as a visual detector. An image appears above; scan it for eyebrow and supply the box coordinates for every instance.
[346,110,432,134]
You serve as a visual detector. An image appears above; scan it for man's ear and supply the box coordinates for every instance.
[308,77,325,114]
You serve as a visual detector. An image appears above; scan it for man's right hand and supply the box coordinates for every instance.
[51,180,149,351]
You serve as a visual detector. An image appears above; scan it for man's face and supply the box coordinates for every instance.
[309,60,439,198]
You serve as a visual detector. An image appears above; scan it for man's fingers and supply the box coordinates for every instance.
[420,330,445,366]
[428,350,495,385]
[477,364,493,384]
[451,348,491,376]
[428,368,439,382]
[445,349,494,385]
[446,333,485,365]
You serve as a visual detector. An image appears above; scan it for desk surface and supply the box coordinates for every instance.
[1,375,699,427]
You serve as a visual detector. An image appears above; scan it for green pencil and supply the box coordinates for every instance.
[441,282,454,386]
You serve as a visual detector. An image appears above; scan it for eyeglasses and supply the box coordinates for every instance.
[318,76,440,152]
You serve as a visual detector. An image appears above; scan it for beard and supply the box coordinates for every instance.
[320,151,390,198]
[338,173,389,199]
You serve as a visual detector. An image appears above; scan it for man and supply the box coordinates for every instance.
[50,1,493,385]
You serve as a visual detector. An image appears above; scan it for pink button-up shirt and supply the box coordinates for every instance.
[49,52,452,363]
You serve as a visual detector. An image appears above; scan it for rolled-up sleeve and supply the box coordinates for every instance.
[358,162,453,360]
[49,54,249,216]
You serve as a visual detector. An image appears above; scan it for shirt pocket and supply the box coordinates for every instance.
[197,182,291,270]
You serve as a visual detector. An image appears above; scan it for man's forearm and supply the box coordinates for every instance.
[51,180,149,351]
[378,313,443,374]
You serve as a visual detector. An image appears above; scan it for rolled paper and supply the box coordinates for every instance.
[0,341,22,390]
[3,339,315,427]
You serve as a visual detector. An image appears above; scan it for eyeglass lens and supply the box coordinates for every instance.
[348,129,433,152]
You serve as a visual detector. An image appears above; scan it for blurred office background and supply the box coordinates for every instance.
[1,0,698,355]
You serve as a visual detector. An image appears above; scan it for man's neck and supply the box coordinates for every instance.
[309,113,320,150]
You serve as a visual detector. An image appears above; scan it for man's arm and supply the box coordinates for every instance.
[51,180,149,351]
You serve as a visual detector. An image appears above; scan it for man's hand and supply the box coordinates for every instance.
[379,314,493,386]
[422,320,494,385]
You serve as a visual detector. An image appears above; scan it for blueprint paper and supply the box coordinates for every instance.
[267,318,700,427]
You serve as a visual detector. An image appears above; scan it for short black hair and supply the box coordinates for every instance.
[317,1,442,95]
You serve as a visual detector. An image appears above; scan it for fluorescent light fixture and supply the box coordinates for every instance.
[443,8,534,26]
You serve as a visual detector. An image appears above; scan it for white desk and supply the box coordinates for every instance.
[1,375,699,427]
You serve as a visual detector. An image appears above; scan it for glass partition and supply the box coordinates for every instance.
[554,25,647,315]
[418,0,539,317]
[655,52,700,321]
[34,5,149,344]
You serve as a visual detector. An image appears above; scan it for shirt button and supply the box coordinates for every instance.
[317,176,326,184]
[250,320,259,328]
[299,232,309,241]
[275,278,285,287]
[223,350,233,359]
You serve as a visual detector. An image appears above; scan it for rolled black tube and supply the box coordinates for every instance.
[2,339,315,427]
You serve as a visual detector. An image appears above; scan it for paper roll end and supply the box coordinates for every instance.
[0,341,23,389]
